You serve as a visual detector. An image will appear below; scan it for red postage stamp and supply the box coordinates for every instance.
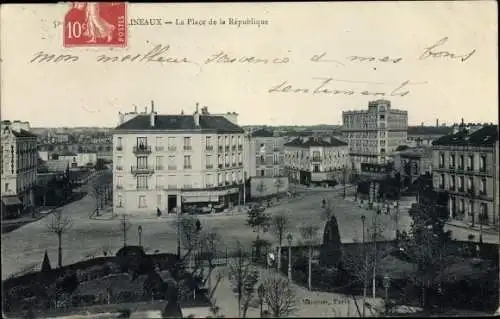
[63,2,127,48]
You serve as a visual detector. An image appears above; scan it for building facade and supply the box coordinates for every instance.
[393,147,433,186]
[284,136,349,186]
[342,99,408,171]
[432,125,499,225]
[113,103,247,216]
[250,128,286,178]
[1,121,38,216]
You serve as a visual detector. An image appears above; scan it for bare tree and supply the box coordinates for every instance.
[270,212,290,272]
[274,178,284,202]
[256,180,267,202]
[262,271,298,317]
[46,210,72,267]
[88,179,103,216]
[299,223,320,291]
[119,214,131,247]
[228,241,260,318]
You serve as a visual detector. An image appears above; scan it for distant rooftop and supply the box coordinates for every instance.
[251,128,275,137]
[407,126,453,136]
[432,125,498,146]
[284,136,348,148]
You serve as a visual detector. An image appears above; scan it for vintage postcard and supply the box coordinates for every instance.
[1,2,498,318]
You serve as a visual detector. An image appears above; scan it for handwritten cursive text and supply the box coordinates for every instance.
[419,37,476,62]
[30,52,79,63]
[205,51,289,64]
[96,44,193,64]
[268,77,420,97]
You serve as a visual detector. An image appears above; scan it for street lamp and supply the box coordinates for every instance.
[138,225,143,246]
[287,233,293,281]
[177,205,182,260]
[361,215,367,318]
[257,283,265,317]
[383,275,391,315]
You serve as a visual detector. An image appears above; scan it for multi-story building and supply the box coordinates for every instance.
[113,103,247,216]
[342,99,408,171]
[407,125,452,148]
[1,121,38,217]
[284,136,349,186]
[249,128,286,178]
[432,124,499,225]
[393,147,433,186]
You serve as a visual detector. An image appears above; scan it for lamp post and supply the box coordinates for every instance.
[361,215,367,318]
[257,284,265,317]
[138,225,143,246]
[177,205,181,260]
[287,233,293,282]
[383,275,391,315]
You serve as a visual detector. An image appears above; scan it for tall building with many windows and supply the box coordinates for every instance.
[342,99,408,171]
[249,128,286,178]
[432,124,499,225]
[1,121,38,217]
[113,103,246,216]
[284,136,349,186]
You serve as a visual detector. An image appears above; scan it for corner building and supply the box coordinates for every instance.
[113,104,246,216]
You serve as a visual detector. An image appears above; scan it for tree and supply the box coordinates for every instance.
[95,158,106,170]
[41,250,52,272]
[119,215,131,247]
[46,210,72,268]
[89,179,103,216]
[319,215,342,268]
[256,180,267,202]
[270,212,290,272]
[228,242,260,318]
[274,178,284,202]
[299,224,320,291]
[247,207,271,259]
[261,271,298,317]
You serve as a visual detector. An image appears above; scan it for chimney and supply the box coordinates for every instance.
[151,100,155,113]
[150,111,155,127]
[194,103,200,127]
[436,119,439,127]
[134,105,137,113]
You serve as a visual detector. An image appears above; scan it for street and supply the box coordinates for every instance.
[2,183,498,280]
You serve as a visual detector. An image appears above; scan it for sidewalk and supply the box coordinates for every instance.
[445,219,499,235]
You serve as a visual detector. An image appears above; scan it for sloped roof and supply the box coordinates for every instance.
[408,126,453,135]
[433,125,498,146]
[115,114,244,134]
[284,137,348,148]
[251,128,275,137]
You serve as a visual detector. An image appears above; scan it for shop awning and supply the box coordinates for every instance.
[2,196,22,206]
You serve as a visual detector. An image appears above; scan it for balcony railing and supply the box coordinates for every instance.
[155,146,164,151]
[168,146,177,152]
[479,166,486,173]
[155,185,164,190]
[116,185,123,189]
[184,165,192,169]
[238,162,243,166]
[183,146,192,151]
[116,146,123,151]
[156,165,164,170]
[115,165,123,171]
[312,157,321,162]
[467,166,473,171]
[136,185,149,190]
[133,145,152,155]
[457,165,464,171]
[206,145,214,151]
[168,165,177,170]
[131,166,154,175]
[206,164,214,169]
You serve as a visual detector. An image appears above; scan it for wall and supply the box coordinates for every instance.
[250,176,289,198]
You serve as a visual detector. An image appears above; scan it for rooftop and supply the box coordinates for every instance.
[284,137,348,148]
[251,128,275,137]
[407,126,453,136]
[398,147,433,158]
[42,159,70,173]
[114,114,244,134]
[432,125,498,147]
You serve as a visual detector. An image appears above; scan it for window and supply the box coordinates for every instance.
[468,177,473,190]
[156,137,164,150]
[206,155,213,168]
[260,169,265,176]
[138,195,147,208]
[312,151,320,161]
[206,136,212,149]
[439,153,444,168]
[116,195,123,208]
[468,200,474,214]
[168,137,176,150]
[137,137,147,148]
[458,176,464,191]
[439,174,445,188]
[156,156,164,170]
[218,173,222,184]
[168,156,176,170]
[480,178,486,194]
[156,175,163,189]
[480,155,486,172]
[137,156,148,168]
[184,155,192,169]
[238,152,242,164]
[116,176,122,188]
[379,114,385,120]
[459,155,464,169]
[449,154,455,168]
[313,164,320,172]
[157,194,162,207]
[117,137,123,149]
[260,155,265,164]
[137,176,148,189]
[468,155,474,170]
[449,175,455,189]
[183,137,192,150]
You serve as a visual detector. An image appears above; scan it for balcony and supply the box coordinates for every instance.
[133,145,152,155]
[156,165,164,171]
[116,185,123,189]
[184,165,192,169]
[183,146,192,151]
[155,146,165,151]
[218,164,223,169]
[448,164,455,169]
[136,185,149,190]
[218,146,223,152]
[131,166,154,175]
[273,147,280,152]
[238,162,243,166]
[312,157,321,162]
[116,146,123,151]
[206,145,214,151]
[225,163,230,168]
[466,166,473,171]
[457,165,464,171]
[467,187,475,196]
[479,166,486,173]
[168,165,177,170]
[155,185,164,190]
[232,145,237,151]
[238,145,243,151]
[225,146,230,152]
[115,165,123,171]
[457,187,464,193]
[206,164,214,169]
[225,181,230,185]
[168,146,177,152]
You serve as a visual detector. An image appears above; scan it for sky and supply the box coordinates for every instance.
[0,2,498,128]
